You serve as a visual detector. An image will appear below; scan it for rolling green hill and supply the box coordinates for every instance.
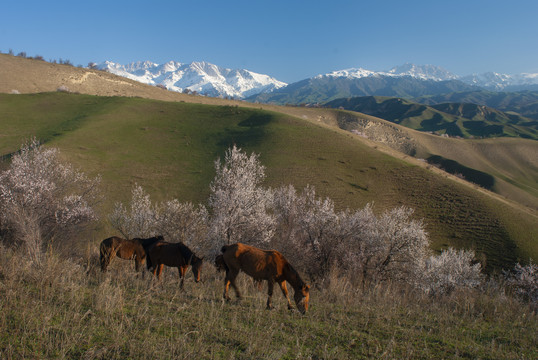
[324,96,538,140]
[1,92,537,272]
[415,90,538,121]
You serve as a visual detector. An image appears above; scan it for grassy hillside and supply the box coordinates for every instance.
[1,92,537,272]
[415,90,538,121]
[325,96,538,140]
[324,106,538,210]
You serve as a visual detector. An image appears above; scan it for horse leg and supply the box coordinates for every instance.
[157,264,164,280]
[178,266,187,289]
[223,268,241,301]
[266,280,275,310]
[278,281,293,310]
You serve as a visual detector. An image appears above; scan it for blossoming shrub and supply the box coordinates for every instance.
[415,248,483,296]
[504,261,538,306]
[0,139,100,263]
[109,185,208,253]
[207,145,275,253]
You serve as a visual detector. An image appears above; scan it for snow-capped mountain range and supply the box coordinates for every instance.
[320,63,538,90]
[320,63,460,82]
[98,60,287,99]
[99,60,538,99]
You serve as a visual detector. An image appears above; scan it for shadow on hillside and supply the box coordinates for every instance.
[427,155,495,190]
[217,112,272,149]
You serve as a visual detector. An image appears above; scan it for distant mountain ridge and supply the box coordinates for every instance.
[98,60,538,101]
[414,90,538,121]
[325,96,538,140]
[320,63,460,82]
[247,75,479,105]
[98,60,287,99]
[320,63,538,90]
[247,63,538,105]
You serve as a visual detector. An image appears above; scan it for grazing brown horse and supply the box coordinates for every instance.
[219,243,310,314]
[147,241,203,288]
[99,236,147,272]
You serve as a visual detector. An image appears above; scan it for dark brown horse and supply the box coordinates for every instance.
[219,243,310,314]
[99,236,147,272]
[147,240,203,288]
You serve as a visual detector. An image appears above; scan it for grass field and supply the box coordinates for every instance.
[1,92,537,272]
[0,248,536,359]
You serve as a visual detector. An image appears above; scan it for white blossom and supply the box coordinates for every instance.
[0,138,100,261]
[415,248,483,295]
[207,145,275,252]
[504,261,538,305]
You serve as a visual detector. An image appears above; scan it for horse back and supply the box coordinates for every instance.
[221,243,287,281]
[100,236,124,255]
[115,239,146,260]
[149,241,188,267]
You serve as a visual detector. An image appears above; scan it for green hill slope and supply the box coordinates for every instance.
[325,96,538,140]
[415,90,538,121]
[1,92,537,272]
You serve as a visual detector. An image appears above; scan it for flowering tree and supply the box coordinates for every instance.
[362,206,430,283]
[415,248,483,296]
[504,261,538,306]
[0,139,100,263]
[109,185,157,239]
[154,199,208,254]
[207,145,275,252]
[109,184,208,252]
[272,185,430,284]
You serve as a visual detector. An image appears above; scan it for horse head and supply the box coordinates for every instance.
[191,255,204,283]
[294,284,310,314]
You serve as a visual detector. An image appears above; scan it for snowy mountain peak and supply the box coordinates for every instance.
[316,63,538,90]
[318,63,458,82]
[317,68,377,79]
[387,63,458,81]
[98,60,287,99]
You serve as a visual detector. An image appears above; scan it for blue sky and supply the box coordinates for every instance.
[2,0,538,83]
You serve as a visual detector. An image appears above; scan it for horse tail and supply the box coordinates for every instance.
[145,252,153,270]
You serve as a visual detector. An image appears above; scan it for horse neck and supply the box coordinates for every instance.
[178,243,195,263]
[283,263,306,291]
